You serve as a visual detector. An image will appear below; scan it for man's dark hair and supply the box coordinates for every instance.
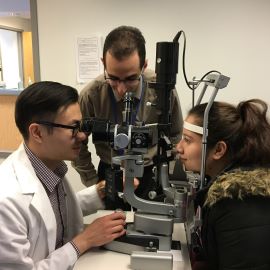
[103,25,146,69]
[15,81,78,140]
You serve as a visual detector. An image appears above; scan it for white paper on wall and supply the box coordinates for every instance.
[75,34,103,83]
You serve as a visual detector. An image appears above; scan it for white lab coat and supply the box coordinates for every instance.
[0,144,104,270]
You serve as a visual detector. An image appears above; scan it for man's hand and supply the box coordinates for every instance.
[96,177,139,200]
[96,180,106,199]
[123,177,140,190]
[72,212,126,254]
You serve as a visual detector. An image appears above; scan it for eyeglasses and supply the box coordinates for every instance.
[104,70,142,87]
[36,120,81,137]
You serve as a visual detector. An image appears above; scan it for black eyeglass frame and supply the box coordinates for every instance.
[36,120,81,137]
[103,70,142,86]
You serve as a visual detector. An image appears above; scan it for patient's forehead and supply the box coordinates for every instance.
[185,114,201,124]
[184,115,203,135]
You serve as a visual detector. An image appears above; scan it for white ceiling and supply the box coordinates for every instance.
[0,0,30,18]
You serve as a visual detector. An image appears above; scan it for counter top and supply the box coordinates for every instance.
[0,89,23,96]
[75,210,191,270]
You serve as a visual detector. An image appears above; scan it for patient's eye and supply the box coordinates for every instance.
[182,135,191,144]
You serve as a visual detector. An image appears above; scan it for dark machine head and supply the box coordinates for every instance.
[79,118,157,154]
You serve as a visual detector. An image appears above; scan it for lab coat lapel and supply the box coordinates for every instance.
[30,185,57,253]
[62,178,84,240]
[14,145,57,253]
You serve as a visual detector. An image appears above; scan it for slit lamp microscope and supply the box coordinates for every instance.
[80,31,230,270]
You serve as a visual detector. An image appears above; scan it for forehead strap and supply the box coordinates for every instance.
[183,121,204,135]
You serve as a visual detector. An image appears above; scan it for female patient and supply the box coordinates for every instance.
[177,99,270,270]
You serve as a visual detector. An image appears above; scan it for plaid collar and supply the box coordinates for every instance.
[24,143,68,193]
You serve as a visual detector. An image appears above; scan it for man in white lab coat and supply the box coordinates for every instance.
[0,81,126,269]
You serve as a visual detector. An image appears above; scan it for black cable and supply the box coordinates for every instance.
[176,30,221,91]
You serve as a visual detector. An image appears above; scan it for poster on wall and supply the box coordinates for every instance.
[75,34,103,83]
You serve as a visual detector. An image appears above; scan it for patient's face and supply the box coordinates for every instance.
[176,116,202,173]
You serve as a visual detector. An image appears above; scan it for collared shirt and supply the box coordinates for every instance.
[24,143,68,249]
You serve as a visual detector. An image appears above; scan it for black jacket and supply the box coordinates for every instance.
[201,167,270,270]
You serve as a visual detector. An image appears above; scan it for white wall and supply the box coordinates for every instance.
[35,0,270,191]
